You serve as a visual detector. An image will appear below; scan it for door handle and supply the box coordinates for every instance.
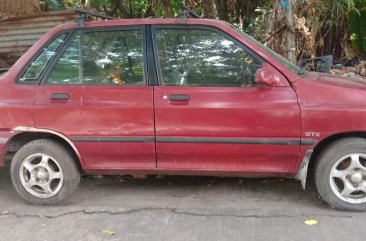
[50,93,70,100]
[168,94,190,101]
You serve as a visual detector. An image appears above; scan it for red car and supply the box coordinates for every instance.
[1,10,366,211]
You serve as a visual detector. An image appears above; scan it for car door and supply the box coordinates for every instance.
[152,26,302,174]
[34,26,156,170]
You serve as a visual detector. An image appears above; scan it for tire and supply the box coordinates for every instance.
[10,139,81,205]
[315,138,366,211]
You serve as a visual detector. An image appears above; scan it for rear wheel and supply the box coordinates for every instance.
[10,139,80,205]
[315,138,366,211]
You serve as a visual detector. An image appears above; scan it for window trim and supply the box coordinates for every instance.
[41,25,148,86]
[151,24,264,87]
[146,25,158,86]
[16,30,73,85]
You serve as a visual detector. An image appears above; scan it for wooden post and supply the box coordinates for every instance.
[286,0,296,63]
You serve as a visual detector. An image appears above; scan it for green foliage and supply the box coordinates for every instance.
[348,0,366,54]
[40,0,63,11]
[244,1,272,37]
[308,0,358,30]
[36,0,365,58]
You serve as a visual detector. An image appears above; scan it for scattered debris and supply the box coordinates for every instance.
[299,55,333,73]
[261,178,284,184]
[101,229,116,236]
[304,219,318,225]
[132,174,148,180]
[330,65,366,80]
[207,179,219,187]
[357,61,366,77]
[117,175,131,182]
[38,215,48,219]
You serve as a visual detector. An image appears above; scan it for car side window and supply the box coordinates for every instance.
[155,28,262,87]
[20,33,67,83]
[45,34,81,85]
[82,30,144,85]
[44,29,144,85]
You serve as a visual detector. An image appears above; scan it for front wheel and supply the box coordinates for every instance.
[315,138,366,211]
[10,139,81,205]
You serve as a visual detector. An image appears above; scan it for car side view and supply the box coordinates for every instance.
[1,7,366,211]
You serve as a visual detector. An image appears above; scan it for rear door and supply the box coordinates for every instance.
[34,26,156,170]
[152,26,301,174]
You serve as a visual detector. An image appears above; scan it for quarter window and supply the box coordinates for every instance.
[155,28,262,87]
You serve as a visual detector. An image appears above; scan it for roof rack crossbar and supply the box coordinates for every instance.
[72,7,116,27]
[177,3,201,19]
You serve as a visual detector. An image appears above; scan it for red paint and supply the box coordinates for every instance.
[34,85,156,169]
[0,18,364,180]
[154,86,301,172]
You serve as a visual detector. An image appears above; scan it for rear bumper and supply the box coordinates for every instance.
[0,142,6,167]
[0,130,15,167]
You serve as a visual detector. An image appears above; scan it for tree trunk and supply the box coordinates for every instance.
[215,0,228,22]
[162,0,174,17]
[286,0,296,63]
[202,0,216,19]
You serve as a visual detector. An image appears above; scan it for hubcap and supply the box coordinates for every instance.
[330,153,366,204]
[350,173,363,184]
[19,153,63,198]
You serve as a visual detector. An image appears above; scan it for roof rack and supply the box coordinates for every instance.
[72,7,116,27]
[177,3,201,19]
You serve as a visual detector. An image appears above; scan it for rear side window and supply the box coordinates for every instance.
[83,30,144,85]
[20,34,68,83]
[43,29,144,86]
[46,35,81,85]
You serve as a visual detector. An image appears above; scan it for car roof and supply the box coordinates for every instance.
[56,17,231,30]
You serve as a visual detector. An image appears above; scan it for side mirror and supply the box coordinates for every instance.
[255,63,284,87]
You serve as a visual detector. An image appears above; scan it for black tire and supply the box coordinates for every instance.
[10,139,80,205]
[315,138,366,211]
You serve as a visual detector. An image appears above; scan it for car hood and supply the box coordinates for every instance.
[293,71,366,108]
[300,71,366,90]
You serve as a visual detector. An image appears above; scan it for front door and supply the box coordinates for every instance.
[34,27,156,170]
[152,26,301,174]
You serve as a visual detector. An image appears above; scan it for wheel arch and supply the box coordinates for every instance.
[307,131,366,181]
[4,127,84,169]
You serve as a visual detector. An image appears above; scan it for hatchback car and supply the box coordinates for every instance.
[1,10,366,211]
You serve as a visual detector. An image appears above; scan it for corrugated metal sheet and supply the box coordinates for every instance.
[0,12,77,66]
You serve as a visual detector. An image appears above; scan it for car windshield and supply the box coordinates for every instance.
[229,24,302,75]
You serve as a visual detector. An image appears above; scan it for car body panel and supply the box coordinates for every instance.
[34,85,156,169]
[294,72,366,141]
[0,18,365,179]
[154,86,302,173]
